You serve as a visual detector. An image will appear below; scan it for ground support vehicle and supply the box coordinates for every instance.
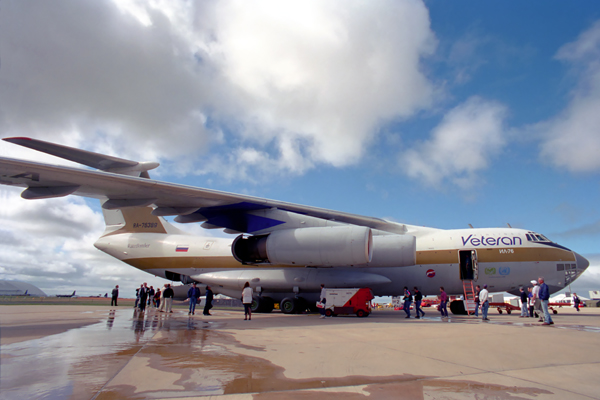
[323,288,374,317]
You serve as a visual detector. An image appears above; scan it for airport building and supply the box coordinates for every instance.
[0,280,47,297]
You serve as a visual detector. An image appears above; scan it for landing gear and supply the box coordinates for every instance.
[251,297,275,313]
[449,300,468,315]
[280,297,309,314]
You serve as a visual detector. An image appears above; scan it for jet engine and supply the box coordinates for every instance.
[367,234,416,267]
[232,226,373,266]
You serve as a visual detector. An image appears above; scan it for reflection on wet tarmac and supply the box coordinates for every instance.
[0,309,222,399]
[0,308,589,399]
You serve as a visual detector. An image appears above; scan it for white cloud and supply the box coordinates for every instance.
[539,21,600,172]
[401,96,507,187]
[0,187,161,296]
[0,0,437,178]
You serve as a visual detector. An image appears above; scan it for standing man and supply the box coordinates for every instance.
[474,285,481,317]
[159,283,168,312]
[134,286,140,309]
[139,283,148,312]
[531,280,542,321]
[413,287,425,319]
[147,286,155,307]
[187,282,201,315]
[573,293,581,312]
[480,284,490,321]
[519,287,528,318]
[203,285,214,315]
[528,287,534,317]
[439,287,448,318]
[402,287,412,318]
[111,285,119,307]
[163,284,174,313]
[538,277,554,325]
[319,284,327,319]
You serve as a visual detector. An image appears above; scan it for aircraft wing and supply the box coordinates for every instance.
[0,139,407,235]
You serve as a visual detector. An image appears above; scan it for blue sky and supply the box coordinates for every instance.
[0,1,599,298]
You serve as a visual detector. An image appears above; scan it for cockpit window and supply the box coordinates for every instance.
[527,232,551,243]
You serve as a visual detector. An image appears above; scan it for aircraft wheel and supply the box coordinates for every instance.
[252,297,274,313]
[449,300,467,315]
[280,297,297,314]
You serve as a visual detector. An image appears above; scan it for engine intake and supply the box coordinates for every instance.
[232,226,373,266]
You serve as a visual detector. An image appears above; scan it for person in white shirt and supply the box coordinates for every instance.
[531,280,542,321]
[319,284,327,318]
[242,282,253,321]
[479,284,490,321]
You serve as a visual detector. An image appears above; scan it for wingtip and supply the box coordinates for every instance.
[3,137,33,143]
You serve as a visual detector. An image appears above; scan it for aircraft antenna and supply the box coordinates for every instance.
[506,223,512,228]
[468,224,473,229]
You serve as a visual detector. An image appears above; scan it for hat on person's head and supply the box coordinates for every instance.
[531,280,537,285]
[483,284,488,288]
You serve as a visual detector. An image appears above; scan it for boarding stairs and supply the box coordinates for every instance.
[462,280,477,314]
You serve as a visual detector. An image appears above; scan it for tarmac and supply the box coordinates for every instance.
[1,303,600,400]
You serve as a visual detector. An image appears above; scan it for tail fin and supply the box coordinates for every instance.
[100,205,188,237]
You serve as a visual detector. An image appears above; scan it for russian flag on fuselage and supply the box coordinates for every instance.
[176,245,189,252]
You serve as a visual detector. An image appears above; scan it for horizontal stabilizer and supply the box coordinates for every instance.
[3,137,159,176]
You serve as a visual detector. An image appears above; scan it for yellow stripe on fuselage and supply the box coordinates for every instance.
[124,245,574,272]
[416,246,575,265]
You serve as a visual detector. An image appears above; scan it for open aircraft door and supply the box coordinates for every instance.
[459,250,478,281]
[472,250,478,281]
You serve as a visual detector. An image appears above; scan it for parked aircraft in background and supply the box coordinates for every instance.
[0,138,590,314]
[56,291,76,298]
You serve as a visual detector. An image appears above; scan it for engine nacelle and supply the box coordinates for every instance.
[366,234,416,267]
[232,226,373,266]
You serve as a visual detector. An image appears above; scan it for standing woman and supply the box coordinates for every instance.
[242,282,253,320]
[439,286,448,319]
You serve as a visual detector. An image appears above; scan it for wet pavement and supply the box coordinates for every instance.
[1,305,600,399]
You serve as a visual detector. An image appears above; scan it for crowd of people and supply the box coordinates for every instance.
[115,276,577,324]
[398,276,569,325]
[134,282,175,313]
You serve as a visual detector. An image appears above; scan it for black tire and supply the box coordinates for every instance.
[507,309,512,314]
[325,309,333,317]
[553,309,558,314]
[280,297,297,314]
[498,309,503,314]
[252,297,275,313]
[449,300,467,315]
[356,309,367,318]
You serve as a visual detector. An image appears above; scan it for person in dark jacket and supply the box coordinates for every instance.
[573,293,581,311]
[111,285,119,307]
[402,287,412,318]
[163,284,174,313]
[203,286,214,315]
[187,282,201,315]
[538,277,554,325]
[519,287,529,317]
[139,283,148,312]
[413,287,425,319]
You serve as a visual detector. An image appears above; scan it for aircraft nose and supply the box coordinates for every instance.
[574,252,589,271]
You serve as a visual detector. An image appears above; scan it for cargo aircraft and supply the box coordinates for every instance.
[55,290,76,298]
[0,137,589,314]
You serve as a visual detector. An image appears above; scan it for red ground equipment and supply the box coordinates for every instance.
[323,288,374,317]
